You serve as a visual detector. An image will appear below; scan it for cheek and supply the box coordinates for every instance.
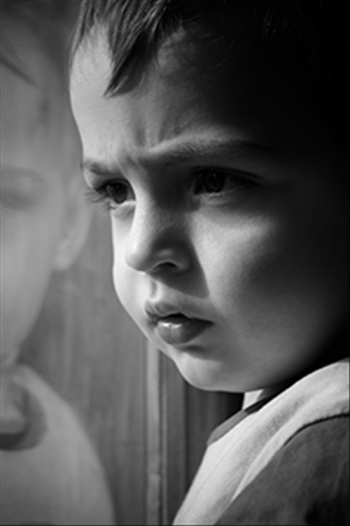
[0,204,65,350]
[111,233,135,312]
[203,214,307,319]
[207,211,346,349]
[112,262,142,334]
[202,218,286,303]
[0,235,45,358]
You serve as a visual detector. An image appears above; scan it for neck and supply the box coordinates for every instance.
[1,346,21,371]
[243,331,349,410]
[243,385,286,410]
[0,366,28,433]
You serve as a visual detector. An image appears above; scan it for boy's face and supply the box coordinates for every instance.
[0,26,76,367]
[71,30,348,392]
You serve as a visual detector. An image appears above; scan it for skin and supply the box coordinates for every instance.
[0,24,83,373]
[71,29,349,394]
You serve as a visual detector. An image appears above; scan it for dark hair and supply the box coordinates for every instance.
[1,0,80,85]
[72,0,349,146]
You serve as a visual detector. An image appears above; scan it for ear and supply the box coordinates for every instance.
[54,175,92,271]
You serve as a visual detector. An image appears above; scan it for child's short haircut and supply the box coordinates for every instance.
[1,0,79,88]
[72,0,348,147]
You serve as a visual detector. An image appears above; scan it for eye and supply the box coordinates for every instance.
[0,170,43,209]
[104,181,130,205]
[193,168,254,195]
[194,170,228,194]
[86,180,134,210]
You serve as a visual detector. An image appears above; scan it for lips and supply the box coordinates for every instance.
[146,305,211,345]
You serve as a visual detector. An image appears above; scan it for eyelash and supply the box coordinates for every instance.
[85,168,258,211]
[85,183,131,211]
[192,168,257,195]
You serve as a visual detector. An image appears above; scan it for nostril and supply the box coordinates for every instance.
[126,237,191,274]
[149,260,180,275]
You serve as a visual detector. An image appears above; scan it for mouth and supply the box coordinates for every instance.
[146,306,211,346]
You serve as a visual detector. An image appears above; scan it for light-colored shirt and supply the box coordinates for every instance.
[0,364,115,525]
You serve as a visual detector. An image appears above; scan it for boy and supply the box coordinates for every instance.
[70,0,349,524]
[0,1,114,524]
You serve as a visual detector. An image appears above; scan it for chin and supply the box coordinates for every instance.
[173,353,239,392]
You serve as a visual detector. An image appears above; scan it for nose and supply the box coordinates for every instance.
[125,203,191,275]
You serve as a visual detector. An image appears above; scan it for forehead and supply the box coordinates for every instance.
[1,21,62,131]
[71,28,316,167]
[1,47,79,185]
[1,17,57,83]
[1,62,50,144]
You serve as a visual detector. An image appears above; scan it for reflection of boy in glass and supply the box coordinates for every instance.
[0,2,114,524]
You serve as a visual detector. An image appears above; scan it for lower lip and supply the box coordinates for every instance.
[156,317,210,345]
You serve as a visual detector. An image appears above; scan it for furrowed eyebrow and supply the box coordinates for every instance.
[81,159,120,179]
[81,138,270,179]
[151,138,269,167]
